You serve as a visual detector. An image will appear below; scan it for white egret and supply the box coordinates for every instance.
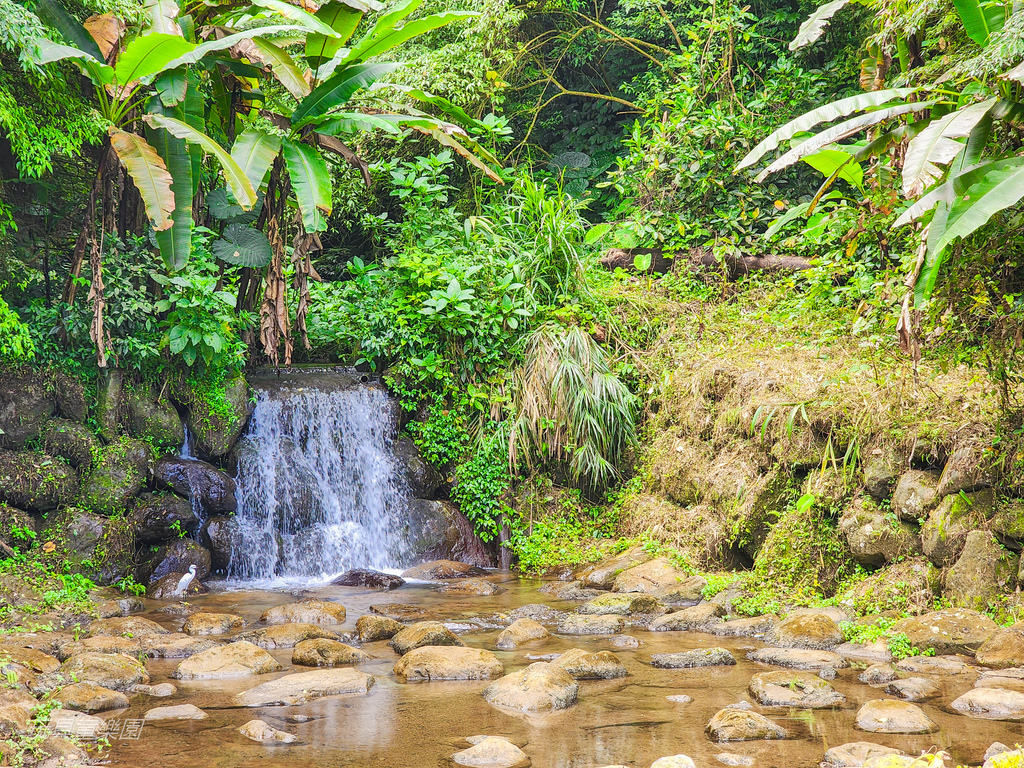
[175,564,198,598]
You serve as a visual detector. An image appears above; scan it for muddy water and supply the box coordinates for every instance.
[104,576,1023,768]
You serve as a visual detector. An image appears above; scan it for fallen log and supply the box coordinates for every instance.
[600,247,813,279]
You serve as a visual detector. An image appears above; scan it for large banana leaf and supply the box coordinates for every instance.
[248,0,342,37]
[282,138,331,231]
[736,88,918,172]
[789,0,853,51]
[305,2,364,70]
[378,84,488,131]
[162,25,306,69]
[292,63,401,127]
[35,0,104,61]
[231,127,282,190]
[155,69,187,106]
[952,0,1007,46]
[902,99,995,197]
[755,100,938,181]
[317,112,404,135]
[892,157,1020,227]
[143,114,257,208]
[250,39,309,99]
[410,126,503,182]
[114,33,195,84]
[913,200,952,305]
[184,70,203,196]
[930,156,1024,254]
[146,102,193,270]
[343,11,476,63]
[143,0,183,36]
[31,40,114,84]
[107,127,174,231]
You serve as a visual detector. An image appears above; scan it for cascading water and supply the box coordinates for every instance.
[226,370,411,584]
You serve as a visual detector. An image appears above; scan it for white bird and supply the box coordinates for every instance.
[175,564,197,598]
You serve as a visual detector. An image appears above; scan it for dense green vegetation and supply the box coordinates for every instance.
[0,0,1022,590]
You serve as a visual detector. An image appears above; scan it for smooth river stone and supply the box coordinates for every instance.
[951,688,1024,720]
[651,647,735,669]
[182,612,244,636]
[483,662,578,712]
[356,615,405,642]
[578,593,664,616]
[59,652,150,691]
[292,639,372,667]
[452,736,528,768]
[144,704,207,721]
[551,648,627,679]
[746,648,848,671]
[236,623,342,649]
[238,719,296,744]
[235,668,375,706]
[822,743,905,768]
[773,613,843,649]
[748,671,845,708]
[389,621,465,655]
[173,640,282,680]
[650,604,725,632]
[885,677,941,702]
[393,646,504,681]
[705,709,788,741]
[260,599,346,626]
[87,616,169,638]
[558,614,625,635]
[52,682,129,713]
[496,618,549,649]
[855,700,938,733]
[650,756,697,768]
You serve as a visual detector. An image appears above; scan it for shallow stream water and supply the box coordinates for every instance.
[97,575,1024,768]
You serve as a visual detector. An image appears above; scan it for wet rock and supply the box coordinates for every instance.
[140,539,212,587]
[439,578,505,596]
[452,736,528,768]
[0,646,59,673]
[578,547,651,590]
[94,595,144,618]
[714,754,753,767]
[774,613,843,650]
[612,558,686,594]
[977,629,1024,669]
[81,437,152,515]
[976,675,1024,692]
[0,369,53,448]
[710,616,777,638]
[95,368,125,441]
[52,682,129,713]
[261,599,346,626]
[578,593,664,616]
[88,615,168,638]
[839,499,921,567]
[835,640,893,665]
[985,751,1024,768]
[951,688,1024,720]
[402,560,487,580]
[144,704,207,721]
[182,612,244,636]
[946,531,1019,610]
[892,608,997,655]
[611,635,640,649]
[551,648,627,679]
[235,667,375,706]
[393,646,504,681]
[558,614,625,635]
[483,662,578,712]
[154,457,237,514]
[131,493,199,545]
[133,683,176,697]
[238,719,296,744]
[891,470,940,521]
[389,621,465,655]
[651,647,736,669]
[403,498,494,569]
[650,603,726,632]
[237,623,341,650]
[822,743,905,768]
[126,385,184,450]
[651,757,696,768]
[173,640,282,679]
[985,744,1012,761]
[42,419,98,469]
[331,569,405,590]
[200,515,241,572]
[538,580,602,601]
[884,677,940,702]
[393,436,444,498]
[748,671,845,707]
[148,571,208,599]
[706,708,788,742]
[922,490,998,568]
[858,664,898,685]
[854,700,938,733]
[894,656,970,675]
[144,633,219,659]
[48,709,104,739]
[292,639,372,667]
[356,615,405,642]
[507,604,564,623]
[653,575,708,606]
[747,648,848,671]
[0,449,78,512]
[54,372,87,423]
[177,372,252,459]
[60,652,149,691]
[496,618,549,649]
[54,636,142,661]
[370,603,429,621]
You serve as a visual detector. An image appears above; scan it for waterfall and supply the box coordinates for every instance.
[226,370,411,584]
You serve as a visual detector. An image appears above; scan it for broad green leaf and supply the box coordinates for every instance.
[305,2,363,69]
[930,156,1024,254]
[107,127,174,230]
[755,100,938,181]
[292,63,400,126]
[161,25,306,69]
[902,99,996,197]
[30,40,114,84]
[251,39,309,99]
[584,223,612,244]
[146,102,192,270]
[1003,60,1024,84]
[344,11,476,63]
[249,0,342,37]
[410,126,502,182]
[893,157,1024,228]
[35,0,104,61]
[154,68,187,106]
[913,200,950,305]
[213,223,273,267]
[183,70,203,196]
[736,88,918,172]
[114,33,195,84]
[317,112,403,134]
[375,84,487,131]
[952,0,1006,45]
[143,0,183,36]
[282,138,331,231]
[143,113,257,209]
[789,0,853,51]
[801,148,865,191]
[354,0,423,43]
[230,127,282,190]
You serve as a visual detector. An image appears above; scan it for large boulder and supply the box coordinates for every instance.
[839,498,922,567]
[950,688,1024,720]
[154,457,237,514]
[578,593,664,616]
[393,436,444,498]
[892,608,997,655]
[292,639,372,667]
[977,629,1024,669]
[650,603,725,632]
[577,547,651,590]
[131,493,199,544]
[0,504,36,551]
[236,624,341,649]
[393,646,504,681]
[53,371,87,423]
[496,618,549,649]
[176,373,253,459]
[0,368,53,448]
[234,668,374,706]
[838,557,941,615]
[173,641,281,679]
[42,419,99,469]
[138,539,212,586]
[746,648,848,671]
[749,671,845,707]
[483,662,578,712]
[402,560,487,580]
[921,489,997,567]
[389,621,465,655]
[936,445,993,498]
[59,652,149,691]
[126,385,184,450]
[356,615,405,642]
[891,470,940,521]
[945,531,1019,610]
[0,450,78,512]
[81,437,153,515]
[854,700,938,733]
[885,677,941,702]
[991,501,1024,545]
[705,709,788,741]
[199,515,241,572]
[773,613,843,650]
[651,648,735,669]
[182,612,245,636]
[401,499,493,569]
[558,614,625,635]
[52,682,128,713]
[148,572,208,599]
[331,569,405,590]
[551,649,628,679]
[612,558,686,593]
[88,616,168,637]
[95,369,125,441]
[439,578,505,596]
[40,508,132,584]
[261,599,346,626]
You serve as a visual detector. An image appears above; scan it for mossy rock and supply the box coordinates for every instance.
[0,449,79,512]
[80,437,153,516]
[95,369,125,443]
[40,508,135,585]
[131,492,199,545]
[43,418,99,469]
[174,373,253,459]
[861,446,906,502]
[921,488,996,568]
[126,384,184,450]
[838,496,922,567]
[990,501,1024,544]
[53,371,88,423]
[0,367,54,449]
[645,434,713,506]
[725,464,792,560]
[0,503,37,551]
[838,557,940,615]
[945,531,1019,611]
